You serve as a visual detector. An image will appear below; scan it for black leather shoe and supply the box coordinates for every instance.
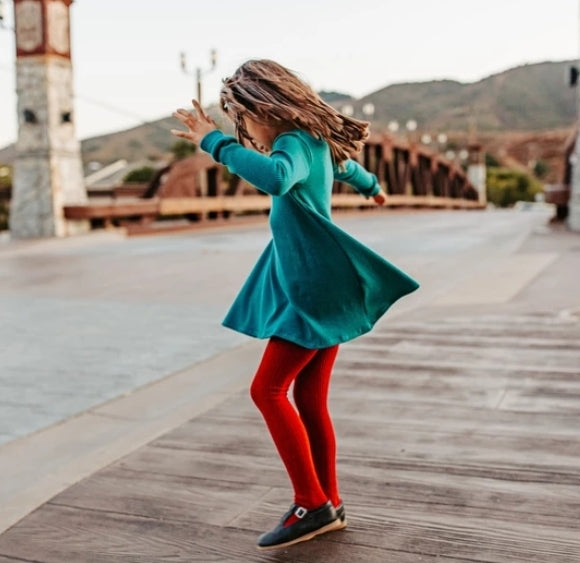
[335,503,347,529]
[257,501,340,550]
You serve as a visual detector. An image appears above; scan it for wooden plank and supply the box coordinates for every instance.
[63,200,159,219]
[159,195,270,215]
[146,411,580,476]
[93,437,580,529]
[64,193,483,224]
[1,311,579,562]
[49,468,272,527]
[236,486,580,563]
[0,504,456,563]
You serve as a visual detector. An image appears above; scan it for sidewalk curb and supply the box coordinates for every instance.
[0,339,264,535]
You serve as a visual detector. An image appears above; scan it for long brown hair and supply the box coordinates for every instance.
[220,59,369,164]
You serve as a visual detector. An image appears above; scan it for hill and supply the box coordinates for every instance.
[0,59,576,171]
[352,60,576,132]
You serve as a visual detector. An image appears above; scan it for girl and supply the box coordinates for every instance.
[171,59,419,551]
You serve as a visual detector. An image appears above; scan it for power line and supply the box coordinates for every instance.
[0,63,175,134]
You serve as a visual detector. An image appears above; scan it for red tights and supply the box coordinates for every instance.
[250,337,341,510]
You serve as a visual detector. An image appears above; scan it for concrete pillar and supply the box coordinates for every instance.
[10,0,88,239]
[467,142,487,205]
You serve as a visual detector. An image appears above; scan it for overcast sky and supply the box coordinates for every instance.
[0,0,578,149]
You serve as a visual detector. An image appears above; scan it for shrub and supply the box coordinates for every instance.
[0,201,8,231]
[485,153,501,167]
[123,166,156,184]
[533,159,550,179]
[170,140,197,160]
[486,167,542,207]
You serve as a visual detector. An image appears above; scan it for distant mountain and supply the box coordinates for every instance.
[0,60,576,168]
[352,60,577,132]
[319,91,353,103]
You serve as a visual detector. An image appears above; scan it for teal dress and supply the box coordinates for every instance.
[200,129,419,349]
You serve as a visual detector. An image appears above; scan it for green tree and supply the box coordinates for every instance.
[0,201,8,231]
[0,165,12,231]
[485,153,501,167]
[486,167,542,207]
[170,140,197,160]
[533,159,550,179]
[123,166,156,184]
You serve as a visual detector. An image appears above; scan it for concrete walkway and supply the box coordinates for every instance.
[0,209,579,561]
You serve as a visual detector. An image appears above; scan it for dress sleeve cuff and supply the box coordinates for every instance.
[200,130,236,160]
[359,180,381,198]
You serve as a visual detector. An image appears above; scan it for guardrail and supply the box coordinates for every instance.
[64,132,484,229]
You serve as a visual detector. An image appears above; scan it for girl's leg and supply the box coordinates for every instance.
[250,337,328,509]
[292,345,341,507]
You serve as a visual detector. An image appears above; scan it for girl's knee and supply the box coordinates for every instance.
[250,376,277,408]
[249,378,264,407]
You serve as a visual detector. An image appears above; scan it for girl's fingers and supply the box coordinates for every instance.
[170,129,191,139]
[173,108,199,127]
[191,99,209,120]
[172,112,190,125]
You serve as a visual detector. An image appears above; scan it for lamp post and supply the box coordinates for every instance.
[180,48,217,107]
[568,1,580,230]
[405,119,417,143]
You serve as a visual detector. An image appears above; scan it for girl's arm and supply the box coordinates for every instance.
[334,160,387,205]
[171,101,310,197]
[200,130,311,197]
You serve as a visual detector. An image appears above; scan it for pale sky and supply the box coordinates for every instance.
[0,0,578,149]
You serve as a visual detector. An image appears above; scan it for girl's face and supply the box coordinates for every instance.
[243,117,290,152]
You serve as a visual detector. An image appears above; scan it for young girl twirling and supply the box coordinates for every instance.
[172,59,419,551]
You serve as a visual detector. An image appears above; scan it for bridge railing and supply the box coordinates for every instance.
[64,132,483,229]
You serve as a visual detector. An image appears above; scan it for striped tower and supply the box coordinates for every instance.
[10,0,87,238]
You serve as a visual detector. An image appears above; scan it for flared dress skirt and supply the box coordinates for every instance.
[222,192,419,349]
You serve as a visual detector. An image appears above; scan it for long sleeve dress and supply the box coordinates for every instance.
[200,128,419,349]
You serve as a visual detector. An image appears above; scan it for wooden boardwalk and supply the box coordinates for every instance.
[0,306,579,562]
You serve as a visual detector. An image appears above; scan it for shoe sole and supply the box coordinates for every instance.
[334,518,348,530]
[256,518,343,551]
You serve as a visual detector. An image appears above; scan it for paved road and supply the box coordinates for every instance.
[0,208,557,446]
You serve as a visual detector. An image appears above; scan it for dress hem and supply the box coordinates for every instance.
[221,297,405,349]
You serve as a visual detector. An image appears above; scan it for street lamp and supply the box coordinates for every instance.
[405,119,417,143]
[362,102,375,120]
[180,48,217,107]
[387,120,399,134]
[436,133,448,153]
[341,104,354,117]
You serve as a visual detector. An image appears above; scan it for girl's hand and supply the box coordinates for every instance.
[373,188,388,206]
[171,100,217,145]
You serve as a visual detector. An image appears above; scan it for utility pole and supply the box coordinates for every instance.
[180,49,217,107]
[568,0,580,230]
